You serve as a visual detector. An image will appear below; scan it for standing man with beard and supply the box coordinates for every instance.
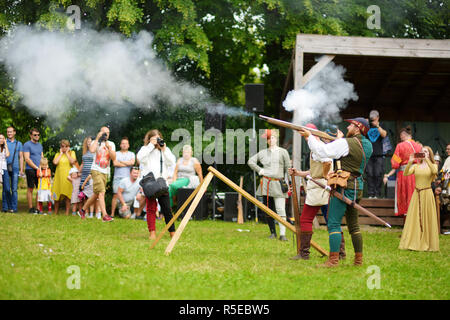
[297,118,373,267]
[23,128,44,214]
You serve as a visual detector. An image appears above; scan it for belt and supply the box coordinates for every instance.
[260,176,280,204]
[415,187,431,234]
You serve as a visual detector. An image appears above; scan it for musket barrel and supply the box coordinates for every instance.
[259,115,337,141]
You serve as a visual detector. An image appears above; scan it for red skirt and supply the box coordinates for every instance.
[395,170,416,216]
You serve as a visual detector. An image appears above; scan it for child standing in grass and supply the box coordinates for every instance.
[68,167,82,216]
[37,158,52,214]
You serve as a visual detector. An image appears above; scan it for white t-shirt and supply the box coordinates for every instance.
[91,141,116,175]
[114,151,135,178]
[0,148,7,170]
[118,177,142,203]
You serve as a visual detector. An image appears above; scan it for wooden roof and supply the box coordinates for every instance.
[292,34,450,122]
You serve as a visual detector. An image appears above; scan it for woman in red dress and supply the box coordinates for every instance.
[389,127,422,217]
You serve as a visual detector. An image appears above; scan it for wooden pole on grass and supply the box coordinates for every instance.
[164,172,214,256]
[150,182,203,250]
[208,166,328,257]
[237,176,244,224]
[290,173,302,255]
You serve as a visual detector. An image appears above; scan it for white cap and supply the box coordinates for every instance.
[69,167,79,175]
[369,110,379,119]
[434,151,441,162]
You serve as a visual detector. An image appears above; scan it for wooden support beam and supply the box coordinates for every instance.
[164,172,214,256]
[150,182,203,250]
[299,54,335,89]
[208,166,328,257]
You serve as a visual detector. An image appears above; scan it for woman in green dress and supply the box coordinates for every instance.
[399,146,439,252]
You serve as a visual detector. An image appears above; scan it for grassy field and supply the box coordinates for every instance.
[0,210,448,300]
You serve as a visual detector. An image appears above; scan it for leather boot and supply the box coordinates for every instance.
[317,252,339,268]
[290,231,312,260]
[339,232,346,260]
[354,252,363,266]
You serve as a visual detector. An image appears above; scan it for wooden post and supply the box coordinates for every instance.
[164,172,214,256]
[237,176,244,224]
[290,173,301,255]
[436,194,441,234]
[150,182,203,250]
[208,166,328,256]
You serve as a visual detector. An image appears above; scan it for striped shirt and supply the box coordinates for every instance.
[80,151,95,187]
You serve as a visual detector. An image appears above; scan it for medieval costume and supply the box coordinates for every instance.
[399,158,439,251]
[305,118,373,267]
[290,124,338,260]
[391,139,422,216]
[248,129,291,240]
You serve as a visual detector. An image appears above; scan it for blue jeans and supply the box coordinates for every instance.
[2,168,19,212]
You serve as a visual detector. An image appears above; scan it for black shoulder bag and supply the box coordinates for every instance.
[139,151,169,199]
[7,142,18,174]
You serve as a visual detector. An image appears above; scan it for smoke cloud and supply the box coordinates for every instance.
[0,25,207,123]
[282,61,358,127]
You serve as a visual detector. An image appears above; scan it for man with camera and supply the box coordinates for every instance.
[79,126,116,221]
[2,126,24,213]
[366,110,387,199]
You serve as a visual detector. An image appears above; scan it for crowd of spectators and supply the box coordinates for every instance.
[0,125,203,235]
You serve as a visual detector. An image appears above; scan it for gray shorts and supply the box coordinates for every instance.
[113,176,126,194]
[117,200,134,218]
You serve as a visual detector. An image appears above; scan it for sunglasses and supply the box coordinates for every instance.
[32,133,40,136]
[131,166,140,170]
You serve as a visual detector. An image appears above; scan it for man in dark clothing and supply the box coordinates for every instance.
[366,110,387,198]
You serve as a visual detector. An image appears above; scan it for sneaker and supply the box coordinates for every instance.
[8,210,14,213]
[88,213,94,219]
[72,212,77,216]
[279,235,288,241]
[96,213,101,220]
[130,213,136,220]
[79,209,86,220]
[102,215,114,222]
[29,208,36,214]
[268,233,277,239]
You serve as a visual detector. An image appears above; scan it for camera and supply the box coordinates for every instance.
[98,133,108,144]
[414,152,425,159]
[156,137,165,147]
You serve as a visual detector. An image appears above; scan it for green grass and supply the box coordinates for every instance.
[0,211,448,300]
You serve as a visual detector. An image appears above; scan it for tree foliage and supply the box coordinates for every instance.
[0,0,447,190]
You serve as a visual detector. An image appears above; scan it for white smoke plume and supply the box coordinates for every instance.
[282,60,358,127]
[0,25,206,122]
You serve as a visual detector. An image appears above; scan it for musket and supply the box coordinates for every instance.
[259,115,337,141]
[305,174,392,228]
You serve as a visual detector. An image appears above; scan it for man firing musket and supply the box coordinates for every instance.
[261,115,382,267]
[297,117,374,267]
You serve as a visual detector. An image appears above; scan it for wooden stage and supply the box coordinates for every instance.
[300,198,450,228]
